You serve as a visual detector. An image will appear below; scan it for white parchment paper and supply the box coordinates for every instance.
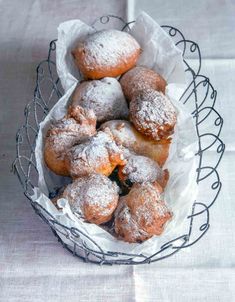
[34,12,198,258]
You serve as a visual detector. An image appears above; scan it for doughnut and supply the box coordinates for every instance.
[62,174,119,224]
[72,29,141,79]
[65,129,126,178]
[114,182,172,243]
[70,77,128,123]
[118,151,169,189]
[44,106,96,176]
[115,201,152,243]
[130,89,177,141]
[100,120,170,167]
[120,66,167,102]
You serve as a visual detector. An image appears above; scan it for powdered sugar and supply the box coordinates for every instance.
[45,116,96,160]
[100,120,170,167]
[114,182,172,242]
[120,66,166,101]
[100,120,139,148]
[135,198,169,222]
[121,153,162,183]
[62,174,119,219]
[67,130,125,177]
[115,198,150,242]
[79,30,140,69]
[71,77,128,122]
[130,89,177,140]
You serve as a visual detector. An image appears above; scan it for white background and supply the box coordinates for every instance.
[0,0,234,301]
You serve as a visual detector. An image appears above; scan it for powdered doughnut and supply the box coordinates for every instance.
[62,174,119,224]
[65,129,126,178]
[72,29,141,79]
[114,182,172,243]
[118,152,169,189]
[115,202,152,243]
[44,107,96,176]
[70,77,128,123]
[100,120,170,167]
[120,66,167,102]
[130,89,177,141]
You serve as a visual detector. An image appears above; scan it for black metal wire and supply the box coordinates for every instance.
[12,15,225,265]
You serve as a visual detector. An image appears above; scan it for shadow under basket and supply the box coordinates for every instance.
[12,15,225,265]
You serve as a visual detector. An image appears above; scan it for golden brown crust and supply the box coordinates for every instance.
[72,30,141,79]
[65,129,126,178]
[114,182,172,243]
[44,106,96,176]
[100,120,170,167]
[130,89,177,141]
[120,66,167,102]
[61,174,119,225]
[117,153,169,189]
[70,77,128,123]
[67,105,97,127]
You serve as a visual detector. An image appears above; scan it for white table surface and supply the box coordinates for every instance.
[0,0,234,301]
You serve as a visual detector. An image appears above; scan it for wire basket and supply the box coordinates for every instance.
[13,15,225,265]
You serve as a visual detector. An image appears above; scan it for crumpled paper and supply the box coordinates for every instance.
[56,12,186,92]
[34,12,198,258]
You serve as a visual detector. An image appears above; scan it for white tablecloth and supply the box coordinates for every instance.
[0,0,234,301]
